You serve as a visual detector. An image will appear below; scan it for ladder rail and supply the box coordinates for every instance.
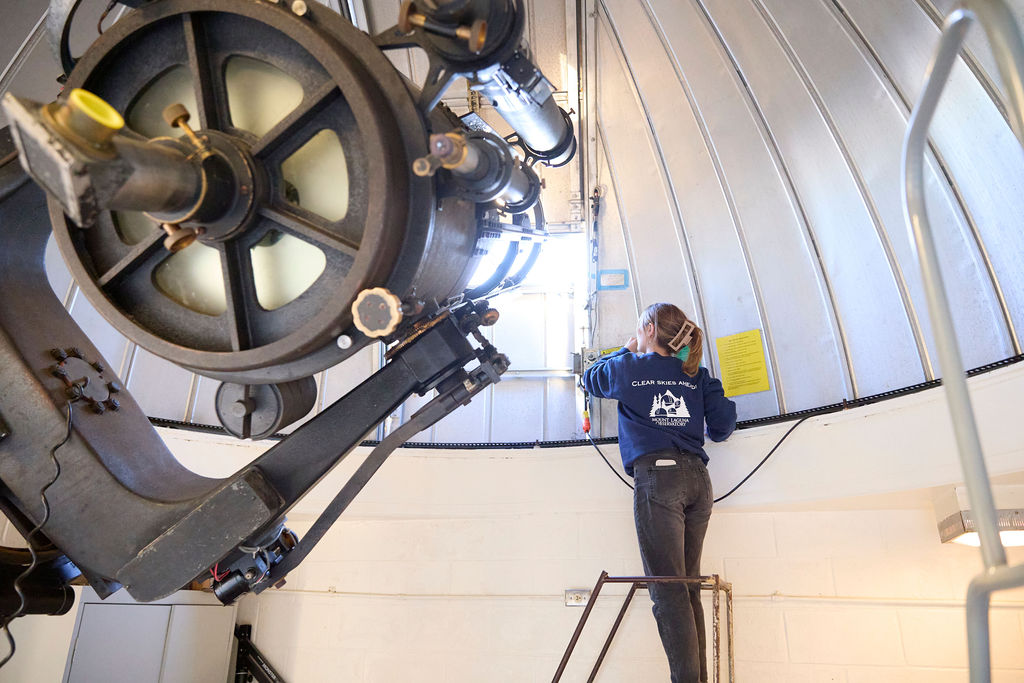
[552,573,734,683]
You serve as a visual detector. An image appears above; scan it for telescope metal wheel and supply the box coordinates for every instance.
[50,1,431,381]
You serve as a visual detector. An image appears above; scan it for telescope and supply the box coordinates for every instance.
[0,0,575,612]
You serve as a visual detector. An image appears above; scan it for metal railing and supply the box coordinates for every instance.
[552,572,734,683]
[901,2,1024,680]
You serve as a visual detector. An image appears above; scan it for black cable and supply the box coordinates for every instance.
[586,431,632,491]
[713,416,808,503]
[583,410,810,502]
[0,400,74,669]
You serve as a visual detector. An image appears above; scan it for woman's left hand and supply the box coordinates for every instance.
[625,336,638,352]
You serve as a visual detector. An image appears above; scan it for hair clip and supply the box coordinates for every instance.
[668,320,696,352]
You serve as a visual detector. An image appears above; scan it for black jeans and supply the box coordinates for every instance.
[633,450,713,683]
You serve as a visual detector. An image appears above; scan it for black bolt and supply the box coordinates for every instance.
[91,401,106,415]
[91,361,105,373]
[106,398,120,412]
[50,348,68,361]
[66,385,83,400]
[51,366,67,378]
[67,347,82,359]
[107,381,122,393]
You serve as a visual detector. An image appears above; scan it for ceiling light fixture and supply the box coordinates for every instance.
[935,485,1024,547]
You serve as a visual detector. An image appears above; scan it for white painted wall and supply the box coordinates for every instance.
[235,506,1024,682]
[5,364,1024,681]
[173,363,1024,681]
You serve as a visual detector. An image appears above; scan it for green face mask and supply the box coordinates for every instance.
[675,345,690,363]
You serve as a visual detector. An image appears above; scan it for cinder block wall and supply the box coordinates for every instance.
[2,423,1022,680]
[218,440,1024,682]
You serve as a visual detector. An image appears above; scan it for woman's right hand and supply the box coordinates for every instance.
[625,336,638,353]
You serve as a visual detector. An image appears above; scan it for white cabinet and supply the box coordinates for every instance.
[63,589,236,683]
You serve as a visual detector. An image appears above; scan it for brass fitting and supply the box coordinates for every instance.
[398,1,487,54]
[163,103,211,158]
[161,222,202,252]
[47,88,124,153]
[412,132,470,177]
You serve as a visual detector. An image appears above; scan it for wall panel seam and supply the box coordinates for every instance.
[594,123,640,436]
[642,0,785,411]
[751,0,935,381]
[0,8,47,100]
[594,124,642,318]
[828,0,1021,356]
[595,2,715,375]
[183,372,200,422]
[694,0,858,399]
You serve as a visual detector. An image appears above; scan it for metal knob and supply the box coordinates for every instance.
[161,222,200,252]
[398,1,487,54]
[162,103,208,154]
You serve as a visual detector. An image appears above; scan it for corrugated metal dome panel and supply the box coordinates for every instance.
[590,0,1024,423]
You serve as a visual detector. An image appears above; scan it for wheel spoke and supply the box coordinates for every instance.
[219,241,258,351]
[97,229,165,289]
[250,80,340,159]
[258,204,360,258]
[183,13,221,130]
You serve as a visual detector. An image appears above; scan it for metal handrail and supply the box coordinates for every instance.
[901,2,1024,680]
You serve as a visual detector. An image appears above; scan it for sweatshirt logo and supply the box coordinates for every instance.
[650,390,690,419]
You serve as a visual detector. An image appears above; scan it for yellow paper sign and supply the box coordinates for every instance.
[715,329,770,397]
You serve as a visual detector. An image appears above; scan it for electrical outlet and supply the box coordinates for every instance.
[565,589,591,606]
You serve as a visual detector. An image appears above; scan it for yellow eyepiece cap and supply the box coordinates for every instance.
[68,88,124,131]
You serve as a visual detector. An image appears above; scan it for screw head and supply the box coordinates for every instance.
[412,157,433,176]
[66,385,83,399]
[336,334,353,350]
[51,366,68,378]
[244,569,256,581]
[106,398,121,412]
[107,380,122,393]
[50,348,68,361]
[91,361,105,373]
[67,347,82,359]
[291,0,307,15]
[91,401,106,415]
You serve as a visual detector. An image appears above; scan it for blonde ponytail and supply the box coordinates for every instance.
[641,303,703,377]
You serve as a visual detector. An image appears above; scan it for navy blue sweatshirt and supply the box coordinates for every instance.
[583,348,737,476]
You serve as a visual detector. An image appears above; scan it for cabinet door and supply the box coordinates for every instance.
[67,604,171,683]
[160,605,236,683]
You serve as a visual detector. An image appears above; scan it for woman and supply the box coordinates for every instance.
[583,303,736,683]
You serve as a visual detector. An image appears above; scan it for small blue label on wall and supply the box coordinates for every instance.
[597,269,630,290]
